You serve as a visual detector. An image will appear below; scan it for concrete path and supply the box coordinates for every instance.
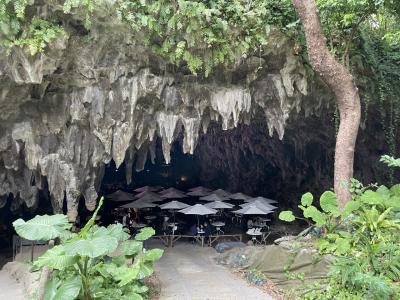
[154,243,273,300]
[0,269,25,300]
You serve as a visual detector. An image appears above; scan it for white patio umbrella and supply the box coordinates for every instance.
[205,201,234,209]
[188,186,212,192]
[178,204,217,225]
[134,186,162,193]
[234,205,273,215]
[106,190,135,202]
[134,191,163,202]
[230,192,252,200]
[212,189,231,198]
[120,199,158,209]
[161,190,187,199]
[187,186,212,197]
[159,187,183,195]
[245,196,278,204]
[160,200,190,210]
[160,200,190,223]
[200,193,229,201]
[241,200,277,211]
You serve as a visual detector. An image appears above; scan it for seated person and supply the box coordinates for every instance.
[203,222,212,239]
[190,224,198,236]
[247,219,253,229]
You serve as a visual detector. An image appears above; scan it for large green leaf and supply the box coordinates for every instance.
[44,276,59,300]
[303,206,327,227]
[107,223,130,242]
[319,191,339,215]
[13,214,71,241]
[342,200,361,218]
[137,262,154,279]
[144,248,163,261]
[34,245,78,270]
[335,238,351,255]
[301,192,313,207]
[53,276,81,300]
[360,190,384,206]
[134,227,155,241]
[120,240,143,256]
[376,185,390,199]
[386,196,400,208]
[113,265,140,286]
[279,211,295,222]
[44,276,81,300]
[390,184,400,196]
[64,236,118,258]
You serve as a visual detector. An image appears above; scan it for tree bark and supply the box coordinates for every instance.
[292,0,361,207]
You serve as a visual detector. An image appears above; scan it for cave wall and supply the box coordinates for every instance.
[193,107,397,207]
[0,2,333,220]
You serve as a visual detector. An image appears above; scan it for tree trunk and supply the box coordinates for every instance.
[292,0,361,207]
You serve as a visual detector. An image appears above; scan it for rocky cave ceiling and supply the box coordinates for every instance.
[0,7,337,221]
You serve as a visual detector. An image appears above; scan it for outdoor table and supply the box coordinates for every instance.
[211,222,225,235]
[197,230,205,247]
[144,215,157,223]
[246,231,262,244]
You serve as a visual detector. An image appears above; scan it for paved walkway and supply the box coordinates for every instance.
[154,243,273,300]
[0,269,25,300]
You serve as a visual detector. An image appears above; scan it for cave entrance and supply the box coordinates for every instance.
[97,116,333,247]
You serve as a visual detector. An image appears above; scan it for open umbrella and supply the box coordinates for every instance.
[200,193,229,201]
[106,190,135,202]
[205,201,234,209]
[212,189,231,198]
[241,200,277,211]
[159,187,183,195]
[188,186,211,192]
[134,186,162,193]
[120,199,157,209]
[230,192,252,200]
[178,204,217,225]
[187,186,212,197]
[234,204,273,215]
[134,191,163,202]
[160,200,190,223]
[245,196,278,204]
[160,200,190,210]
[161,190,187,199]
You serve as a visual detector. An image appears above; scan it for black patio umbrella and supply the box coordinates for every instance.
[106,190,135,202]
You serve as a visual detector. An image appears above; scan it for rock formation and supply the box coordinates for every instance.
[0,3,333,220]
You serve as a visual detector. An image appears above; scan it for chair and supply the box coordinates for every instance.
[260,226,271,244]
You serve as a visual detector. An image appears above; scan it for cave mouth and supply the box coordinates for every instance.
[100,115,335,209]
[92,116,336,241]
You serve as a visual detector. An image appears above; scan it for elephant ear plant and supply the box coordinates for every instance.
[13,197,163,300]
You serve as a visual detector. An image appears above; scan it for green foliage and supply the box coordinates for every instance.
[13,214,71,241]
[380,155,400,168]
[280,182,400,299]
[0,1,65,54]
[278,210,295,222]
[115,0,297,76]
[13,197,163,300]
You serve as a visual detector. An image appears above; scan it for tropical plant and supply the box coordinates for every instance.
[279,156,400,299]
[13,197,163,300]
